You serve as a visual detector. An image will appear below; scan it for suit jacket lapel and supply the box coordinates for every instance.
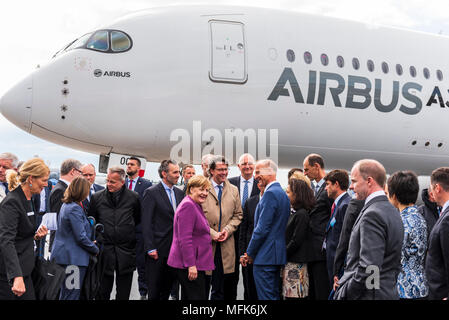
[158,182,173,211]
[353,195,387,228]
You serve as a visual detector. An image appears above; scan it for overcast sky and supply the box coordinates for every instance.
[1,0,448,182]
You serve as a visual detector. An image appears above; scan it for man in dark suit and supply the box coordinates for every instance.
[303,153,333,299]
[239,179,264,300]
[81,163,105,213]
[418,188,441,240]
[0,152,19,201]
[142,159,184,300]
[228,153,260,300]
[124,157,152,300]
[334,159,404,300]
[322,169,351,287]
[49,159,83,251]
[243,159,290,300]
[332,198,364,290]
[426,167,449,300]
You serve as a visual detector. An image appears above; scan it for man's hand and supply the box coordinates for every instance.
[333,276,340,291]
[11,277,26,297]
[148,250,158,260]
[240,255,248,267]
[217,230,229,242]
[34,225,48,240]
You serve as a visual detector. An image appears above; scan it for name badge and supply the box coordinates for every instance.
[27,211,35,216]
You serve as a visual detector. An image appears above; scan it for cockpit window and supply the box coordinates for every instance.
[87,30,109,51]
[111,31,131,52]
[65,33,93,52]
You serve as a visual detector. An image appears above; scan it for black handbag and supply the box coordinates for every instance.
[31,256,66,300]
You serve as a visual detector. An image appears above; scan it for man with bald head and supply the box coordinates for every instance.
[81,163,104,212]
[334,159,404,300]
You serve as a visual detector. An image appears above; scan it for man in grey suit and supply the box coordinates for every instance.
[334,159,404,300]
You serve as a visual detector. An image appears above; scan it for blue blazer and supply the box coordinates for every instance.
[51,202,99,267]
[246,182,290,265]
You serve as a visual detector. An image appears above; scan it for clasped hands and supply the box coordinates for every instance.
[239,253,253,267]
[212,229,229,242]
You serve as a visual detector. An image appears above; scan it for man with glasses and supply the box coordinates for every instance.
[48,159,83,251]
[81,163,104,212]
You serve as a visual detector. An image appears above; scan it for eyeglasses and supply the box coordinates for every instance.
[73,168,83,175]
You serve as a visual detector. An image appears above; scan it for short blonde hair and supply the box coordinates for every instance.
[186,175,211,195]
[289,171,312,188]
[7,158,50,191]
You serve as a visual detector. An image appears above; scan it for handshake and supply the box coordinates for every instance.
[212,229,229,242]
[239,253,253,267]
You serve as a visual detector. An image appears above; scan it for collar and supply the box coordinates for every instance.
[334,191,347,206]
[441,200,449,215]
[128,176,139,182]
[315,178,325,189]
[241,176,254,184]
[211,179,224,189]
[60,178,71,186]
[265,180,278,192]
[161,180,174,191]
[364,190,386,206]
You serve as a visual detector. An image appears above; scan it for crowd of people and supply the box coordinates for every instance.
[0,150,448,301]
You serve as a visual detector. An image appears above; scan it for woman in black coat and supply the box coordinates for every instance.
[283,176,316,300]
[0,158,49,300]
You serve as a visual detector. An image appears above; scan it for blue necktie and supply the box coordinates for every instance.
[217,185,223,231]
[168,188,177,212]
[242,180,249,208]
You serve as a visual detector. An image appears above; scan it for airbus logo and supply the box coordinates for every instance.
[94,69,102,77]
[93,69,131,78]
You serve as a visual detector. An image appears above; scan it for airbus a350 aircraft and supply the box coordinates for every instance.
[1,5,448,177]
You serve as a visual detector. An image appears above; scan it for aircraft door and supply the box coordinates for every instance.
[209,20,247,84]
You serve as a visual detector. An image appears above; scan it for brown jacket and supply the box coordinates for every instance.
[202,179,242,274]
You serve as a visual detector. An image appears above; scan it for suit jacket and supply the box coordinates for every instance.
[324,193,351,269]
[202,179,242,274]
[49,180,68,216]
[334,195,404,300]
[0,186,36,281]
[141,182,184,258]
[307,182,334,261]
[228,176,260,200]
[425,206,449,300]
[333,198,365,277]
[51,202,99,267]
[285,207,313,263]
[167,196,215,271]
[126,177,152,234]
[81,183,104,214]
[246,182,290,266]
[238,194,260,257]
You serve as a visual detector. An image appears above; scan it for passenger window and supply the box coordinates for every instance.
[423,68,430,79]
[396,64,403,76]
[111,31,132,52]
[382,62,389,74]
[352,58,360,70]
[286,49,295,62]
[410,66,417,77]
[304,51,312,64]
[337,56,344,68]
[87,30,109,51]
[367,60,374,72]
[321,54,329,66]
[437,70,444,81]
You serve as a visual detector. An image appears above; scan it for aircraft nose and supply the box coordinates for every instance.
[0,74,33,132]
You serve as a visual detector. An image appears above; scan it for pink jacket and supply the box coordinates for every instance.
[167,196,215,271]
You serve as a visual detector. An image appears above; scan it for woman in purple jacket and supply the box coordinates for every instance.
[168,175,214,300]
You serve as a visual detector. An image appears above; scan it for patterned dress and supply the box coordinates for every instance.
[397,206,429,299]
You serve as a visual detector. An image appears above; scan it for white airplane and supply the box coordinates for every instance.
[1,5,448,178]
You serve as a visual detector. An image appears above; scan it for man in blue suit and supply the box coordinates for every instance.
[81,164,105,213]
[322,169,351,288]
[243,159,290,300]
[125,157,152,300]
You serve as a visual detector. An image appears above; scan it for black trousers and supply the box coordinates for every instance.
[175,268,208,300]
[242,264,258,300]
[97,272,133,300]
[135,232,148,297]
[145,255,175,300]
[0,275,35,300]
[308,260,331,300]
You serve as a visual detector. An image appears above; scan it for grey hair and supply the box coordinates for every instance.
[81,163,96,171]
[0,152,19,168]
[238,153,255,165]
[60,159,82,176]
[158,159,178,179]
[108,166,126,181]
[256,159,278,174]
[201,154,213,165]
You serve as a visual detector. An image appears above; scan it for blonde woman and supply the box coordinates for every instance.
[0,158,49,300]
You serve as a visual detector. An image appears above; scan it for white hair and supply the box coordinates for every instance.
[256,159,278,174]
[201,154,213,165]
[0,152,19,168]
[238,153,255,165]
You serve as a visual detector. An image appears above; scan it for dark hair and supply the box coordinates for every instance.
[158,159,178,179]
[306,154,325,169]
[431,167,449,192]
[288,168,303,179]
[387,171,419,205]
[62,176,90,203]
[324,169,349,190]
[209,155,228,172]
[288,178,316,211]
[128,157,141,167]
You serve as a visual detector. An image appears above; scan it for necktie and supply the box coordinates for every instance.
[129,179,133,190]
[217,185,223,231]
[315,183,320,196]
[168,188,177,212]
[331,202,336,216]
[88,187,93,201]
[242,180,249,208]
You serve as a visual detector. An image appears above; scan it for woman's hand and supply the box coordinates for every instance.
[34,225,48,240]
[188,266,198,281]
[11,277,26,297]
